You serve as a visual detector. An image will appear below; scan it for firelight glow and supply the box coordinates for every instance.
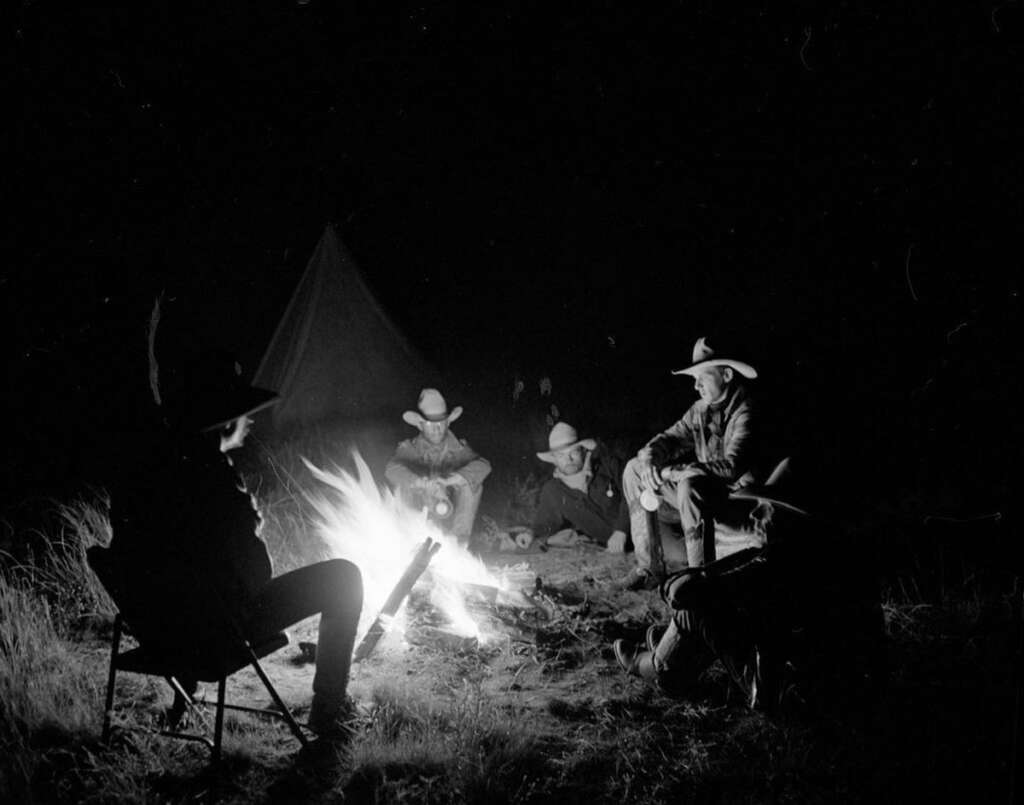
[302,453,509,646]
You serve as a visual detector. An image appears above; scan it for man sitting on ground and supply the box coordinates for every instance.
[385,388,491,546]
[619,336,763,590]
[514,422,629,552]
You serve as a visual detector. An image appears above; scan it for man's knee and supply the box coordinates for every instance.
[622,457,644,498]
[321,558,363,610]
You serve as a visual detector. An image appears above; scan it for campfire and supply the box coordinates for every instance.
[302,453,536,658]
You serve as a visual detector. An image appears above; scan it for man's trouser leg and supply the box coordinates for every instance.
[651,609,716,690]
[248,559,363,703]
[623,457,666,576]
[672,473,729,567]
[450,482,483,544]
[660,551,774,706]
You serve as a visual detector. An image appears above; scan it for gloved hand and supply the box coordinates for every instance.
[637,452,661,492]
[439,472,467,488]
[659,464,705,484]
[515,530,535,549]
[606,530,627,554]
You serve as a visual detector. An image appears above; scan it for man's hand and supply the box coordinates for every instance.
[660,464,705,484]
[606,530,627,554]
[515,530,535,549]
[439,472,467,488]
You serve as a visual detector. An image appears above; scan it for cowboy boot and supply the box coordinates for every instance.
[612,639,658,681]
[645,623,664,653]
[618,495,667,589]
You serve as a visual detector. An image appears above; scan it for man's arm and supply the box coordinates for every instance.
[446,440,492,489]
[531,480,569,540]
[635,412,699,488]
[384,439,428,488]
[599,449,631,534]
[651,410,699,459]
[695,404,755,483]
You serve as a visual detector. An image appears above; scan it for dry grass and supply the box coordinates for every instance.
[0,453,1016,802]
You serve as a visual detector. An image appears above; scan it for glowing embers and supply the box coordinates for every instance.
[303,453,518,650]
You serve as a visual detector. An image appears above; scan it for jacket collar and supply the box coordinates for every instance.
[702,384,746,419]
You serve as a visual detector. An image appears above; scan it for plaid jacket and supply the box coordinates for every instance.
[641,385,757,489]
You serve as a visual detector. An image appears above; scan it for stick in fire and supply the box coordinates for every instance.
[353,537,442,662]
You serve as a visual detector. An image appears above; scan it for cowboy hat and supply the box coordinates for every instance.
[402,388,463,428]
[671,336,757,379]
[163,350,278,432]
[537,422,597,463]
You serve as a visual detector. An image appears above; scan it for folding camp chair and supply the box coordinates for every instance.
[87,546,311,761]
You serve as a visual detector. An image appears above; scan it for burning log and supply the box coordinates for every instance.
[354,537,442,662]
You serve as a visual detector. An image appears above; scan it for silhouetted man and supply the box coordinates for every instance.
[107,351,363,740]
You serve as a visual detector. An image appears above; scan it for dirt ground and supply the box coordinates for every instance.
[87,539,1018,803]
[217,545,669,729]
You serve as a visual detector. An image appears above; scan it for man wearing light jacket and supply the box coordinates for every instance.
[618,336,763,590]
[385,388,492,545]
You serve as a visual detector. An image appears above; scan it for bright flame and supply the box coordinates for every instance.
[302,452,510,646]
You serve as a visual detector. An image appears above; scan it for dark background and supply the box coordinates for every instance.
[6,2,1021,530]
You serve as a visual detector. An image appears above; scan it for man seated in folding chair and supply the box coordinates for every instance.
[101,349,363,747]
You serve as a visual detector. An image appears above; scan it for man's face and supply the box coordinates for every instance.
[219,415,253,453]
[421,419,449,445]
[553,445,587,475]
[693,367,731,404]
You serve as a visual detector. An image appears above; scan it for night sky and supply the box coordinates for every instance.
[7,3,1022,524]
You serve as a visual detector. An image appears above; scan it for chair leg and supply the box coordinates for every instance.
[102,615,123,742]
[246,648,311,749]
[212,677,227,762]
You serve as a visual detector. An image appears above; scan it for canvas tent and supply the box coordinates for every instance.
[254,225,433,433]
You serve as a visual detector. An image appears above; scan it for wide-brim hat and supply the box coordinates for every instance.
[162,350,279,432]
[671,336,757,379]
[402,387,463,428]
[197,386,279,432]
[537,422,597,463]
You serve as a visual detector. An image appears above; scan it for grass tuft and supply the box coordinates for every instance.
[352,682,551,803]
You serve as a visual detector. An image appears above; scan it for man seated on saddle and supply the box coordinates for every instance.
[612,501,885,713]
[618,336,764,591]
[514,422,629,552]
[385,388,491,546]
[106,349,363,742]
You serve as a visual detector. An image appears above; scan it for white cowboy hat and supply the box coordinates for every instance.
[671,336,757,379]
[537,422,597,463]
[402,388,463,428]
